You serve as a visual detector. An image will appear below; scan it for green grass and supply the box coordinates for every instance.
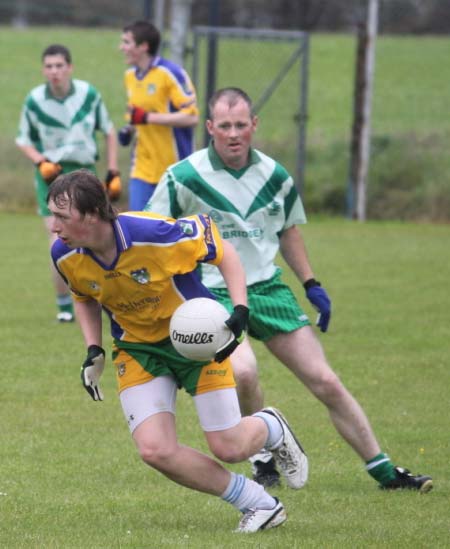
[1,27,450,219]
[1,212,449,547]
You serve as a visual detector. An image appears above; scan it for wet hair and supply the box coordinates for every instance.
[207,87,254,119]
[123,20,160,56]
[42,44,72,64]
[47,169,116,222]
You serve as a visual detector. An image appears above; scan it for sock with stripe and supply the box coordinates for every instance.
[221,472,276,512]
[366,452,396,485]
[57,293,74,314]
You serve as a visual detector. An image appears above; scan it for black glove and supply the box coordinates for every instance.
[304,279,331,333]
[214,305,249,363]
[80,345,105,401]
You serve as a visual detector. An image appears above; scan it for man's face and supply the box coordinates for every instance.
[42,54,72,91]
[48,194,92,249]
[206,98,257,169]
[119,31,148,65]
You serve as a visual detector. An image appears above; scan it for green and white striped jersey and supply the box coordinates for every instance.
[147,144,307,288]
[16,79,113,165]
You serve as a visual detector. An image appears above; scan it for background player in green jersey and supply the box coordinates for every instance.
[16,44,120,323]
[147,87,432,493]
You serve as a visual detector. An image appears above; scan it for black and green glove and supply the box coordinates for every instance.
[80,345,105,401]
[214,305,249,363]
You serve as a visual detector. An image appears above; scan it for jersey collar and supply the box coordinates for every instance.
[135,56,160,80]
[207,141,261,176]
[45,80,75,102]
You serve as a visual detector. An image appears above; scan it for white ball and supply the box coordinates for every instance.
[170,297,233,361]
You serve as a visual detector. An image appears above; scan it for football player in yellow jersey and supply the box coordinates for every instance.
[46,169,309,533]
[119,20,199,210]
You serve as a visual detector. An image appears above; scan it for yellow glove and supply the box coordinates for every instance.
[36,160,62,184]
[104,170,122,201]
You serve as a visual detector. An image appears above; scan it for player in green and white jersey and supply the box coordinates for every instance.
[16,44,120,323]
[147,87,432,493]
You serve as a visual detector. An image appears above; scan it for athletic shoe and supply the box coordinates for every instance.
[57,311,74,323]
[380,466,433,493]
[262,407,308,489]
[251,457,281,488]
[235,498,286,533]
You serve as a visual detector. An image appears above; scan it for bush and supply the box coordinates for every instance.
[299,132,450,222]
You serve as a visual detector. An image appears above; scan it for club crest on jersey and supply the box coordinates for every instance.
[178,220,194,235]
[147,84,156,94]
[267,200,281,216]
[116,362,126,377]
[88,280,100,291]
[130,267,150,284]
[209,209,223,223]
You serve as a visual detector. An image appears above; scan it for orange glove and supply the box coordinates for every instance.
[104,170,122,201]
[36,160,62,184]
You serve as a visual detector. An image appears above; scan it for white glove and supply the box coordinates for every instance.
[80,345,105,401]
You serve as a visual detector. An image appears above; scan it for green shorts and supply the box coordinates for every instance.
[210,269,311,342]
[35,162,96,216]
[112,338,236,396]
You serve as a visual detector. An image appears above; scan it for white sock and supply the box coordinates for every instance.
[221,472,276,512]
[252,410,283,450]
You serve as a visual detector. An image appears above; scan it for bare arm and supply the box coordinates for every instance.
[217,240,248,307]
[104,128,119,172]
[279,225,315,285]
[74,299,103,348]
[16,144,46,165]
[280,225,332,332]
[146,111,199,128]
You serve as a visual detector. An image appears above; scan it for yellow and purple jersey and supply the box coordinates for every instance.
[51,212,222,343]
[124,57,199,183]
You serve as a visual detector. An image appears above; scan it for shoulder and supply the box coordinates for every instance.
[169,148,208,179]
[74,79,99,96]
[24,84,46,104]
[254,149,291,181]
[155,57,190,85]
[51,238,77,263]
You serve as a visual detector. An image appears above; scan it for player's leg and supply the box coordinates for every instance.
[230,337,264,415]
[266,327,432,491]
[128,177,156,210]
[212,290,280,486]
[267,326,381,459]
[121,375,285,532]
[194,386,308,490]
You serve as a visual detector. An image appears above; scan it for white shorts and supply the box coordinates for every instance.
[119,375,241,434]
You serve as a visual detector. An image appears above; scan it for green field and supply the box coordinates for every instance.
[1,27,450,219]
[1,212,449,547]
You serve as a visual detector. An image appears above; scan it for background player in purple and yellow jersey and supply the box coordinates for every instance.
[46,169,308,534]
[119,20,199,210]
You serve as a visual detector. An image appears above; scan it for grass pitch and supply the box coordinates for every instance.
[1,213,448,548]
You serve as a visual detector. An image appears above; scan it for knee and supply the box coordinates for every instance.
[208,438,246,464]
[233,360,258,393]
[137,442,176,468]
[313,371,347,404]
